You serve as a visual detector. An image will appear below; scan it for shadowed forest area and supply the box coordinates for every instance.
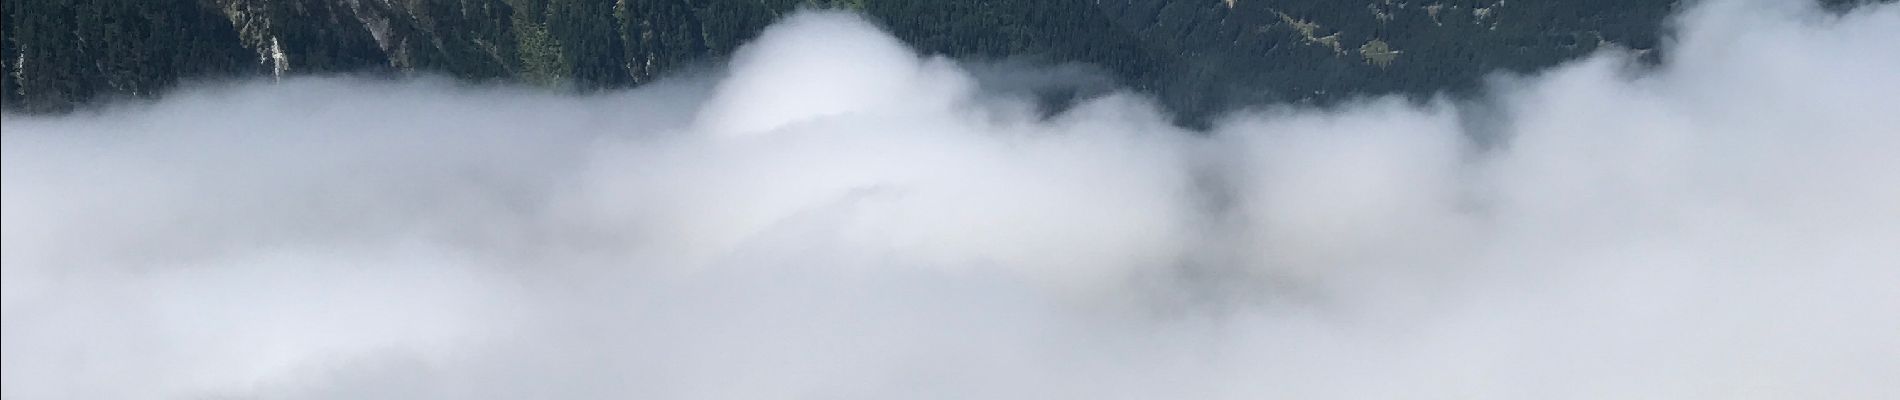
[0,0,1881,121]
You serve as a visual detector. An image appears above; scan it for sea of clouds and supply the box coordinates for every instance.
[4,0,1898,398]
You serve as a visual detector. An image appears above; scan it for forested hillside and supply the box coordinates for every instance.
[0,0,1878,119]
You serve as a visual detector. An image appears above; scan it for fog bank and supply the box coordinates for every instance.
[4,1,1899,398]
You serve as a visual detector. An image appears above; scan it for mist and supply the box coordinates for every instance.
[4,0,1899,398]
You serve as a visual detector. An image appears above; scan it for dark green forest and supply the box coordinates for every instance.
[0,0,1880,120]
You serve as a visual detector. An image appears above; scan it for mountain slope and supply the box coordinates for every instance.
[0,0,1879,118]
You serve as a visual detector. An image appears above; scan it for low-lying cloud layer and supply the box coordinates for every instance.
[5,1,1899,398]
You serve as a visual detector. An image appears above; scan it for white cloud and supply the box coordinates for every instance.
[4,2,1898,398]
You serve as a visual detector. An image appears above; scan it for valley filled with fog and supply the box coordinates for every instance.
[3,0,1898,398]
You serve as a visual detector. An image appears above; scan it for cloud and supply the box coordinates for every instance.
[4,2,1899,398]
